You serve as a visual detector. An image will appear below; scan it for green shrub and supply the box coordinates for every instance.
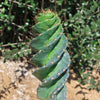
[64,0,100,91]
[0,0,37,59]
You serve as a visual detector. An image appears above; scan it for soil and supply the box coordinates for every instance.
[0,57,100,100]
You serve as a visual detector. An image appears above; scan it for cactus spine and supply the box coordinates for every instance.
[30,10,70,100]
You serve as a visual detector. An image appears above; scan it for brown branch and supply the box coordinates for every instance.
[0,42,30,47]
[1,43,22,47]
[10,49,31,58]
[0,18,34,37]
[54,0,57,12]
[41,0,44,11]
[64,0,67,4]
[0,19,23,29]
[66,9,100,23]
[64,0,67,21]
[24,5,28,23]
[84,8,100,20]
[8,0,14,14]
[8,0,33,8]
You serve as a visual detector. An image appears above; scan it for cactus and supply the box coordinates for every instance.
[30,10,70,100]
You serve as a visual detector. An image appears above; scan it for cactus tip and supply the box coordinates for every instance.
[54,39,57,41]
[57,88,60,91]
[51,96,54,99]
[39,50,41,53]
[63,49,66,52]
[60,33,63,35]
[46,19,49,21]
[47,28,50,30]
[65,78,67,81]
[51,77,54,80]
[63,69,66,72]
[44,80,47,83]
[51,62,54,64]
[43,65,45,68]
[36,67,38,70]
[33,55,35,57]
[46,44,49,47]
[57,73,60,76]
[39,33,42,36]
[37,22,40,24]
[57,55,60,58]
[54,92,56,95]
[62,83,64,86]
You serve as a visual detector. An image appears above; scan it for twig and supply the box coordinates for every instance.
[0,18,34,37]
[24,5,28,23]
[1,42,24,47]
[66,9,100,23]
[54,0,57,12]
[0,18,23,29]
[64,0,67,21]
[41,0,44,11]
[64,0,67,4]
[0,41,31,47]
[11,49,31,58]
[8,0,14,14]
[8,0,33,8]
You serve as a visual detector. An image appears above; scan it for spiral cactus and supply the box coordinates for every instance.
[30,10,70,100]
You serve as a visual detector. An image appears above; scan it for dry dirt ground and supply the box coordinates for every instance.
[0,57,100,100]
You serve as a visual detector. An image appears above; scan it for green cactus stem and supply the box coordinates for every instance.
[30,10,70,100]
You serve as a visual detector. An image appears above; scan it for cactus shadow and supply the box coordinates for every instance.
[0,82,17,99]
[67,70,89,100]
[67,70,79,83]
[76,90,88,96]
[14,62,36,83]
[0,62,35,99]
[75,85,88,100]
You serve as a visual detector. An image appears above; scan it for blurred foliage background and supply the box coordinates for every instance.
[0,0,100,92]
